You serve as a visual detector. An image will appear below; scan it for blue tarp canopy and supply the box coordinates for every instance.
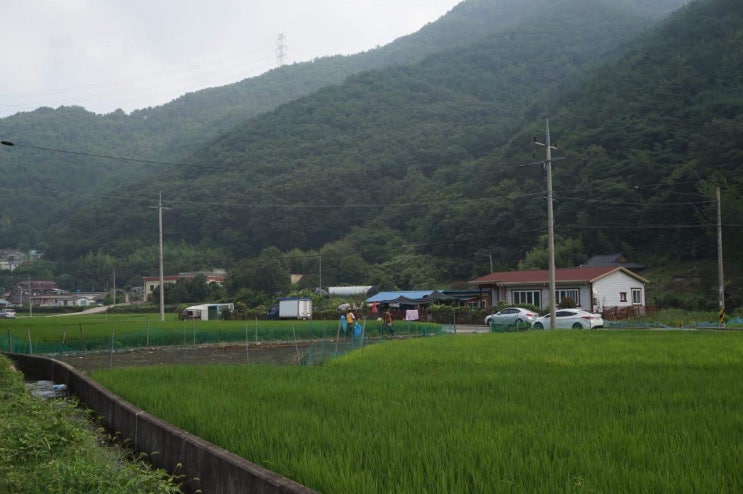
[366,290,454,305]
[366,291,434,304]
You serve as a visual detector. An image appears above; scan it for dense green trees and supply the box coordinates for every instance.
[225,248,290,306]
[150,274,225,305]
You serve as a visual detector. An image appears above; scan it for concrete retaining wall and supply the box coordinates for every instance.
[5,352,318,494]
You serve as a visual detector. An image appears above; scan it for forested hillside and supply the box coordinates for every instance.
[52,0,703,284]
[7,0,737,310]
[0,0,685,252]
[551,0,743,260]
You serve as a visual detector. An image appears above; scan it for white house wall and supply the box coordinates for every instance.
[592,272,645,310]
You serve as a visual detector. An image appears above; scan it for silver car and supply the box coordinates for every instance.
[532,309,604,330]
[484,307,538,326]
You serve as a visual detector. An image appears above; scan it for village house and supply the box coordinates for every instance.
[0,249,28,271]
[9,280,105,307]
[33,292,105,308]
[468,266,649,316]
[10,280,60,305]
[0,249,44,271]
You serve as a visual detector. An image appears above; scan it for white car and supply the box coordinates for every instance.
[532,309,604,330]
[484,307,538,326]
[0,309,16,319]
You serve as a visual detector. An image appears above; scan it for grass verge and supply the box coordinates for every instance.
[0,354,184,494]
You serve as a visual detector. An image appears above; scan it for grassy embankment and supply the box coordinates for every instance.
[0,354,183,493]
[92,330,743,493]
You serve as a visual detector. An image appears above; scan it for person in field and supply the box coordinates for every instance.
[346,310,356,336]
[383,310,394,336]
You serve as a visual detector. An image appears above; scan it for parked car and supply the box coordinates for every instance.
[0,309,17,319]
[532,309,604,330]
[484,307,538,326]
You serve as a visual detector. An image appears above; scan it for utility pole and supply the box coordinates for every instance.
[28,275,32,318]
[534,119,558,329]
[717,186,725,327]
[150,192,170,322]
[158,193,165,322]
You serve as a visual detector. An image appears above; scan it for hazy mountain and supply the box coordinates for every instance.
[2,0,614,251]
[57,0,697,266]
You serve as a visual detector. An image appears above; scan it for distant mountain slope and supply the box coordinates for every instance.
[54,0,686,266]
[0,0,603,250]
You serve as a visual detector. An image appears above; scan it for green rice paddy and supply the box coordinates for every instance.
[0,314,441,354]
[91,330,743,493]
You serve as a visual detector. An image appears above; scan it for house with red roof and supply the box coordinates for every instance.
[469,266,649,315]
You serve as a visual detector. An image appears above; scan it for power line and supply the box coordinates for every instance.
[4,141,206,169]
[556,196,715,207]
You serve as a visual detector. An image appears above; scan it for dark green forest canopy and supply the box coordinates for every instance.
[55,0,677,261]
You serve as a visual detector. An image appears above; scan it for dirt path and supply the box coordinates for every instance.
[53,339,365,372]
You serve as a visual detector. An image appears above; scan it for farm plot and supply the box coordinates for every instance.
[92,330,743,493]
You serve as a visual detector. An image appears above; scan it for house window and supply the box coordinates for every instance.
[620,292,627,302]
[632,288,642,305]
[512,290,541,308]
[555,288,580,306]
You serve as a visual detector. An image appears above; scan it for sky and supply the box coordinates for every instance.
[0,0,463,118]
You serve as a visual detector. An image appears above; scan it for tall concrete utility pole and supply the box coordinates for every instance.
[158,192,165,322]
[150,192,169,322]
[534,119,558,329]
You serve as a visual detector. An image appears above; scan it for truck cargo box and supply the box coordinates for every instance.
[278,297,312,319]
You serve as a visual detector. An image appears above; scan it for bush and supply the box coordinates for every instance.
[558,297,577,309]
[653,294,716,312]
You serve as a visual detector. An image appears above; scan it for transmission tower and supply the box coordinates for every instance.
[276,33,287,67]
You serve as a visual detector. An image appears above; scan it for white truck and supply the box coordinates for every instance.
[270,297,312,320]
